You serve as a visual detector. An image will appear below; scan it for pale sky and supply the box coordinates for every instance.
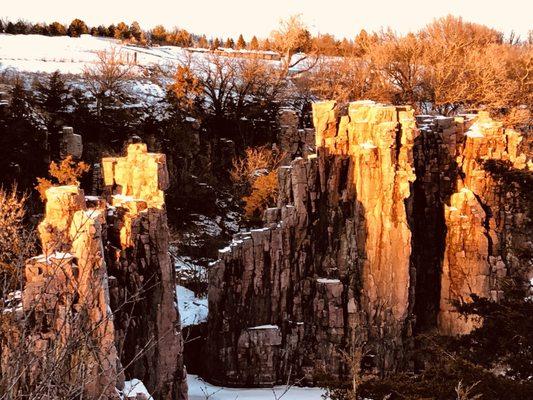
[1,0,531,40]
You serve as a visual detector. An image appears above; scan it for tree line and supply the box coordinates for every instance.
[0,18,269,50]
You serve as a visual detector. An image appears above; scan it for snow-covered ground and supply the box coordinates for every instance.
[122,379,153,399]
[177,284,208,327]
[0,33,188,74]
[188,374,326,400]
[0,33,314,77]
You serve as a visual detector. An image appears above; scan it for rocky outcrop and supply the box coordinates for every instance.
[103,143,187,400]
[1,144,188,399]
[59,126,83,160]
[435,112,531,335]
[278,107,315,161]
[207,102,532,386]
[208,100,418,386]
[2,185,121,399]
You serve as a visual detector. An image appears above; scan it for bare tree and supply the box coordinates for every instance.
[270,15,319,77]
[173,52,282,120]
[82,47,136,116]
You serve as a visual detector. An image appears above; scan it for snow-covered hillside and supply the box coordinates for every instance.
[0,33,191,74]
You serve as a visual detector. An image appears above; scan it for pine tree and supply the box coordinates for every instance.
[96,25,109,37]
[35,71,71,159]
[36,71,70,115]
[1,82,48,188]
[213,37,221,49]
[11,20,29,35]
[236,34,246,50]
[67,18,88,37]
[249,36,259,50]
[0,20,4,33]
[197,35,208,48]
[225,37,235,49]
[263,38,271,50]
[130,21,144,43]
[107,24,116,38]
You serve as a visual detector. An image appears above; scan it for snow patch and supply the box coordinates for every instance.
[248,324,279,330]
[122,379,153,400]
[176,285,208,327]
[317,278,341,284]
[187,374,326,400]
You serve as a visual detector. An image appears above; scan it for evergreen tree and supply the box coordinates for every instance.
[35,71,71,159]
[67,18,88,37]
[95,25,108,37]
[236,34,246,50]
[107,24,116,38]
[0,20,4,33]
[225,37,235,48]
[9,20,29,34]
[49,21,66,36]
[249,36,259,50]
[0,82,48,189]
[213,37,221,49]
[197,35,209,48]
[5,22,15,34]
[130,21,144,43]
[36,71,70,115]
[262,38,272,50]
[31,23,50,35]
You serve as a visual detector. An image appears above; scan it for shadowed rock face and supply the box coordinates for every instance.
[207,102,532,387]
[207,100,418,386]
[1,144,188,400]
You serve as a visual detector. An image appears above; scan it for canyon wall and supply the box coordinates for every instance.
[1,143,187,400]
[207,102,532,386]
[208,100,419,386]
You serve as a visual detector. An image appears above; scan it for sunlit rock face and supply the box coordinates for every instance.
[1,144,187,400]
[208,102,531,387]
[435,112,532,335]
[10,185,121,399]
[103,143,187,400]
[207,100,418,386]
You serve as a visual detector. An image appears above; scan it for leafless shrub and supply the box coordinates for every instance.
[455,380,482,400]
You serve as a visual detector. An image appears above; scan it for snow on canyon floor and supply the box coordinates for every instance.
[188,374,327,400]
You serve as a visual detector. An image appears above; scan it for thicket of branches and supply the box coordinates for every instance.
[300,16,532,116]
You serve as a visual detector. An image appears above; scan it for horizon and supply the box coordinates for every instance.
[1,0,531,40]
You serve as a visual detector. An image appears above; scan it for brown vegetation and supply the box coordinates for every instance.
[35,156,90,201]
[300,16,532,116]
[230,145,284,221]
[0,186,34,296]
